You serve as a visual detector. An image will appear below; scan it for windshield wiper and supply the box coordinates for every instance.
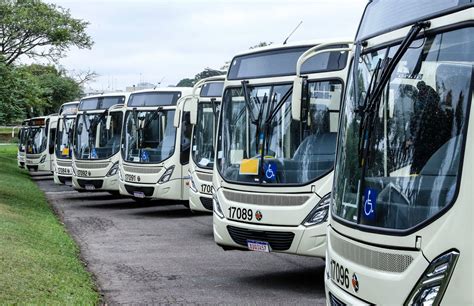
[357,21,430,168]
[143,106,163,129]
[355,21,430,221]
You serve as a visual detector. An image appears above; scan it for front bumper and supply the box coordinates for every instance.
[72,174,119,192]
[119,178,183,200]
[189,188,213,212]
[213,215,326,257]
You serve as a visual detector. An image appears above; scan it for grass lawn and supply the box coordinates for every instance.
[0,145,99,304]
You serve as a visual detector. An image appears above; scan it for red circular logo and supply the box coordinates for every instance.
[255,210,263,221]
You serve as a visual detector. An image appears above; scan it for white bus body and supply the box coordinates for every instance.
[188,76,225,212]
[25,115,58,172]
[326,2,473,305]
[118,87,193,202]
[71,93,129,193]
[16,119,30,169]
[53,101,79,185]
[213,40,352,257]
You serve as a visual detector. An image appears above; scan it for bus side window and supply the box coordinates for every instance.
[49,128,56,154]
[180,111,192,164]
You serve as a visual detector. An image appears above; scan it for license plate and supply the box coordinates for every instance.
[85,184,95,191]
[133,191,145,198]
[77,169,89,177]
[247,240,270,252]
[125,174,137,182]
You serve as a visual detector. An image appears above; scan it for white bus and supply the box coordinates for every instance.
[118,87,193,202]
[188,76,225,212]
[53,101,79,185]
[325,1,473,305]
[212,40,351,257]
[72,93,128,193]
[16,119,30,169]
[25,115,58,172]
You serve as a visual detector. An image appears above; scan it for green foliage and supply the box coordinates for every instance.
[0,0,93,65]
[176,68,226,87]
[0,145,99,303]
[176,78,195,87]
[21,64,82,115]
[0,61,43,124]
[0,63,82,124]
[249,41,273,49]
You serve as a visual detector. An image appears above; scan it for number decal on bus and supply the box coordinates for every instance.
[201,184,212,195]
[228,206,253,221]
[330,259,350,289]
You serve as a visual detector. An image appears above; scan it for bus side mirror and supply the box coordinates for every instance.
[106,115,112,130]
[77,123,83,135]
[59,121,63,132]
[173,109,181,128]
[292,76,304,121]
[189,97,198,125]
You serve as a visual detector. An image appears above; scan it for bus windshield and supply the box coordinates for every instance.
[18,127,29,152]
[26,127,47,154]
[56,117,75,159]
[333,27,473,231]
[217,80,343,185]
[192,102,218,169]
[74,111,123,160]
[121,109,176,164]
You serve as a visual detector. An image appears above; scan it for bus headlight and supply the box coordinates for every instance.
[106,162,119,177]
[212,187,224,219]
[188,170,197,193]
[405,250,459,306]
[40,155,46,163]
[302,193,330,227]
[158,166,174,184]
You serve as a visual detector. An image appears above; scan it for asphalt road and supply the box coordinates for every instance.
[31,172,327,304]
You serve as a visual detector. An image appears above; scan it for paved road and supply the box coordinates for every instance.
[31,172,326,304]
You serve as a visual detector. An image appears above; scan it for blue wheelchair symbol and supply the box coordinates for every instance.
[91,148,98,159]
[363,188,377,220]
[265,162,277,181]
[141,150,149,162]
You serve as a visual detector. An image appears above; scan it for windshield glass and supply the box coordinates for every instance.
[56,117,75,159]
[121,109,176,163]
[73,111,123,160]
[357,0,468,40]
[18,127,28,152]
[333,27,473,231]
[26,127,47,154]
[192,102,219,169]
[217,80,343,185]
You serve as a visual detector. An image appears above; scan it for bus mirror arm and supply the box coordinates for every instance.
[106,115,112,130]
[293,41,353,121]
[190,97,199,125]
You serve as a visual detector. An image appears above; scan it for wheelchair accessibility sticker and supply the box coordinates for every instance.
[363,188,377,220]
[264,162,277,182]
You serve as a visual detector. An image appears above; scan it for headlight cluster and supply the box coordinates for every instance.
[106,162,119,177]
[40,155,46,163]
[188,169,198,193]
[158,166,174,184]
[405,250,459,306]
[302,193,331,227]
[212,186,224,219]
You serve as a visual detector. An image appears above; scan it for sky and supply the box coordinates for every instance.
[48,0,368,91]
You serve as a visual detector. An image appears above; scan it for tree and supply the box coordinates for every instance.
[249,41,273,50]
[176,68,225,87]
[20,64,82,114]
[176,78,194,87]
[0,0,93,66]
[0,60,43,124]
